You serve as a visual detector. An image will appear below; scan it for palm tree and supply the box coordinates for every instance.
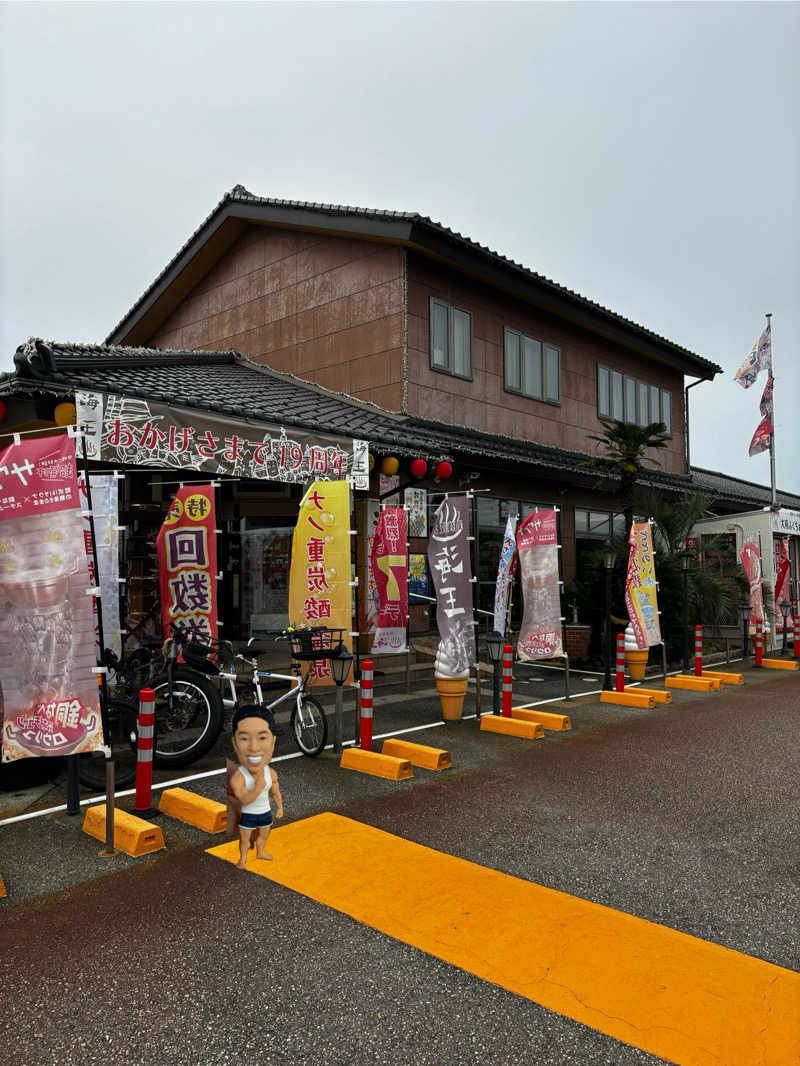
[586,420,670,530]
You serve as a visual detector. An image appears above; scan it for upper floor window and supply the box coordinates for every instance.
[504,328,560,403]
[597,365,671,433]
[430,298,472,378]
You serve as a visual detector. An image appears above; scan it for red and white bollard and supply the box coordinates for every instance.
[754,618,763,667]
[694,625,703,677]
[359,659,373,750]
[792,613,800,659]
[501,644,513,717]
[615,633,625,692]
[134,687,155,816]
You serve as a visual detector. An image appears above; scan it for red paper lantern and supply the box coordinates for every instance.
[409,458,427,478]
[435,460,453,480]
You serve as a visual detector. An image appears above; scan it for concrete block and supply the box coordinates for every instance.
[600,691,655,709]
[381,738,451,770]
[625,687,672,703]
[339,748,412,780]
[481,716,543,739]
[511,708,571,731]
[82,805,165,857]
[158,787,226,834]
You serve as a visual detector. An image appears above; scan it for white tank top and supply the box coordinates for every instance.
[237,763,272,815]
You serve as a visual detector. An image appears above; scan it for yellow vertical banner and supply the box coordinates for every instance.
[624,521,662,649]
[288,481,352,686]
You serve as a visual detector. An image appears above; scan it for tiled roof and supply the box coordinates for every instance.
[690,466,800,511]
[3,339,683,491]
[105,185,721,379]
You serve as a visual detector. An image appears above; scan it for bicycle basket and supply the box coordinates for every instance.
[182,640,219,675]
[289,627,345,661]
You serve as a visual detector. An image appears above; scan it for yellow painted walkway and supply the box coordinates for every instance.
[208,814,800,1065]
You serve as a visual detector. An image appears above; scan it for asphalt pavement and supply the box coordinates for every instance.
[1,660,798,1065]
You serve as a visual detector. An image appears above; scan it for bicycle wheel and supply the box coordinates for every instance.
[77,698,138,791]
[290,694,327,757]
[151,667,224,767]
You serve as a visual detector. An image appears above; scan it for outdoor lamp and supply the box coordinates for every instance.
[602,546,616,690]
[679,550,693,671]
[486,630,504,716]
[739,602,751,663]
[780,598,791,655]
[330,648,354,754]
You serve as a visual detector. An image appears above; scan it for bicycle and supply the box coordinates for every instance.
[77,627,225,790]
[215,626,345,757]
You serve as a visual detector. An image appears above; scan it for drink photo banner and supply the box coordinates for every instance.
[76,390,359,484]
[493,515,517,636]
[156,485,218,644]
[288,480,352,686]
[427,497,475,676]
[370,507,408,654]
[0,434,103,762]
[516,508,562,660]
[625,521,662,650]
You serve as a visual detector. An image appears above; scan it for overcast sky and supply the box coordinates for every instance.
[1,1,798,494]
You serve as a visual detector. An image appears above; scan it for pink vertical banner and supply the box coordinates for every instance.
[516,508,563,660]
[0,434,103,762]
[740,541,766,635]
[369,507,408,653]
[774,538,790,632]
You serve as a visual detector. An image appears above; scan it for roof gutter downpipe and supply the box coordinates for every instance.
[684,375,713,473]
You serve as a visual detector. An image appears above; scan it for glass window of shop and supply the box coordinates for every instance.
[574,506,626,577]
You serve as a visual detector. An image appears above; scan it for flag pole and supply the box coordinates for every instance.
[766,313,776,509]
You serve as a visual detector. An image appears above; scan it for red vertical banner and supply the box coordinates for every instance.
[156,485,218,643]
[0,434,103,761]
[369,507,408,653]
[774,538,790,632]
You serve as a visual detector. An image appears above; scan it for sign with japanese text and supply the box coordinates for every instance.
[625,521,662,650]
[76,391,360,485]
[516,509,563,660]
[79,473,121,659]
[0,434,103,762]
[408,554,428,603]
[288,481,352,685]
[771,509,800,535]
[740,541,767,634]
[427,497,475,675]
[364,499,381,635]
[156,485,218,643]
[493,515,517,636]
[404,487,427,537]
[370,507,408,653]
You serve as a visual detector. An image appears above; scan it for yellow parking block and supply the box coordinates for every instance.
[82,804,165,857]
[339,748,412,780]
[600,691,654,709]
[700,671,744,685]
[511,708,571,730]
[480,715,543,739]
[158,787,226,834]
[665,676,718,692]
[207,814,800,1066]
[381,738,451,770]
[761,658,798,671]
[625,687,672,703]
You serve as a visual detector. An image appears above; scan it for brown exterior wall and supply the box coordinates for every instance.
[406,252,687,475]
[148,225,405,411]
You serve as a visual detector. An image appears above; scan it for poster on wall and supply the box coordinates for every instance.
[427,497,475,674]
[288,480,352,685]
[79,473,121,658]
[378,473,400,506]
[408,554,428,603]
[241,527,293,637]
[624,521,662,649]
[0,434,104,762]
[76,391,357,484]
[740,540,768,634]
[370,507,408,653]
[516,508,563,660]
[156,485,218,644]
[404,487,428,537]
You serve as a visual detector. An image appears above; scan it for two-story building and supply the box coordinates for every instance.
[4,186,797,644]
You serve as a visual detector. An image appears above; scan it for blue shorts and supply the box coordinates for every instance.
[239,811,273,830]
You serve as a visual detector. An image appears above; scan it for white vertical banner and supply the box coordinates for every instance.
[79,473,121,658]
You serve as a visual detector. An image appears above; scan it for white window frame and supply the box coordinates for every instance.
[597,364,671,433]
[504,327,560,403]
[430,297,472,379]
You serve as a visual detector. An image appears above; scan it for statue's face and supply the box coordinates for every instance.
[232,717,275,769]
